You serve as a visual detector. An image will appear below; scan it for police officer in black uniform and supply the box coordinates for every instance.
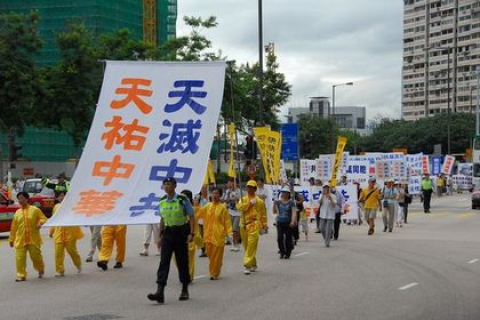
[148,177,195,304]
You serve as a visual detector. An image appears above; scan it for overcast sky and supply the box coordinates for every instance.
[178,0,404,121]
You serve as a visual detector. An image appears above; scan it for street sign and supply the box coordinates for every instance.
[280,123,299,161]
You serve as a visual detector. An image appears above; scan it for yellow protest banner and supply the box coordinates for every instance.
[254,127,281,184]
[228,123,236,178]
[203,160,216,185]
[330,136,348,187]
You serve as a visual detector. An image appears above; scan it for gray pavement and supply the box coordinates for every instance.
[1,193,480,320]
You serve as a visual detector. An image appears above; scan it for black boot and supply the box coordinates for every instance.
[179,284,189,301]
[147,284,165,304]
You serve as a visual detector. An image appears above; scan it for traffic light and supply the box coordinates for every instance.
[9,143,23,162]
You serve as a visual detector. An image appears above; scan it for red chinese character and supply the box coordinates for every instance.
[110,78,153,114]
[73,189,123,217]
[102,116,150,151]
[92,155,135,186]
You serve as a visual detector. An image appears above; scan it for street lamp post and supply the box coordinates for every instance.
[330,82,354,152]
[257,0,264,125]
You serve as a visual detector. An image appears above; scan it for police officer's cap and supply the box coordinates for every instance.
[163,177,177,185]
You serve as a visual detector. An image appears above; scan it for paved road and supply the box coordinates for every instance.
[1,193,480,320]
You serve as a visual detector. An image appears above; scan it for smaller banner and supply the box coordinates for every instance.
[300,159,317,184]
[457,163,473,176]
[330,136,348,186]
[422,155,430,175]
[280,123,299,161]
[408,175,422,195]
[431,155,443,175]
[441,155,455,175]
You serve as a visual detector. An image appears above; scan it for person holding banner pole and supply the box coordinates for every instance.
[273,186,297,259]
[237,180,268,274]
[222,178,242,252]
[382,178,398,233]
[86,226,102,263]
[49,191,83,277]
[148,177,194,304]
[139,223,161,257]
[97,225,127,270]
[9,192,47,282]
[318,184,337,247]
[196,187,232,280]
[359,177,382,235]
[331,186,345,240]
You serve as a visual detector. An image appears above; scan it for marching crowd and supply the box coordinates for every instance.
[6,171,442,303]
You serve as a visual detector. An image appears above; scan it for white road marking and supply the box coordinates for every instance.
[294,251,310,257]
[194,275,206,280]
[468,259,479,264]
[398,282,419,291]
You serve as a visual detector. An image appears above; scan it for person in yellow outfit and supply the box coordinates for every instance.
[237,180,268,275]
[9,191,48,282]
[97,225,127,271]
[174,190,203,283]
[197,187,232,280]
[49,191,83,277]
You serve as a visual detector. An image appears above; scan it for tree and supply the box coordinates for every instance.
[297,115,333,158]
[357,113,475,154]
[41,22,101,149]
[0,11,42,134]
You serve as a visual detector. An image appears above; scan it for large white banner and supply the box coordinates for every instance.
[46,61,226,226]
[457,163,473,176]
[408,175,422,195]
[264,185,358,221]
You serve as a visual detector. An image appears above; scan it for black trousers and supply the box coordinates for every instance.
[403,204,409,222]
[156,225,190,286]
[334,212,341,240]
[423,190,432,212]
[277,223,293,256]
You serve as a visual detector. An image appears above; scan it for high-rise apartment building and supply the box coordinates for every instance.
[0,0,177,65]
[402,0,480,121]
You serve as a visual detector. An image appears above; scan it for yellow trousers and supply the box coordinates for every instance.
[55,241,81,274]
[98,226,127,263]
[205,242,225,278]
[15,244,44,279]
[188,241,196,281]
[240,228,259,268]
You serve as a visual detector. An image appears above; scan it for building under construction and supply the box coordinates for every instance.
[0,0,177,65]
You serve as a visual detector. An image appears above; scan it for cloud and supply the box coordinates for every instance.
[178,0,403,120]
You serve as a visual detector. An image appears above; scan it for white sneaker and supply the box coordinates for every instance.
[155,251,161,256]
[139,249,149,256]
[77,266,82,274]
[244,268,251,275]
[233,246,240,252]
[54,273,64,278]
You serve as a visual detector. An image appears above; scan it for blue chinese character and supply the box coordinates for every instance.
[340,189,350,201]
[353,165,360,174]
[158,119,202,154]
[299,190,309,202]
[165,80,207,115]
[312,190,322,200]
[360,166,367,174]
[129,193,161,217]
[150,159,192,184]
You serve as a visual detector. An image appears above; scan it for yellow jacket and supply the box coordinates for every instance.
[49,203,84,243]
[9,205,47,248]
[197,202,232,247]
[237,195,268,233]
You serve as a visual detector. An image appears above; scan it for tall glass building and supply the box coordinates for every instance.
[0,0,177,65]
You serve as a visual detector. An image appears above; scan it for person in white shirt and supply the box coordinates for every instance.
[222,178,242,251]
[318,184,337,247]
